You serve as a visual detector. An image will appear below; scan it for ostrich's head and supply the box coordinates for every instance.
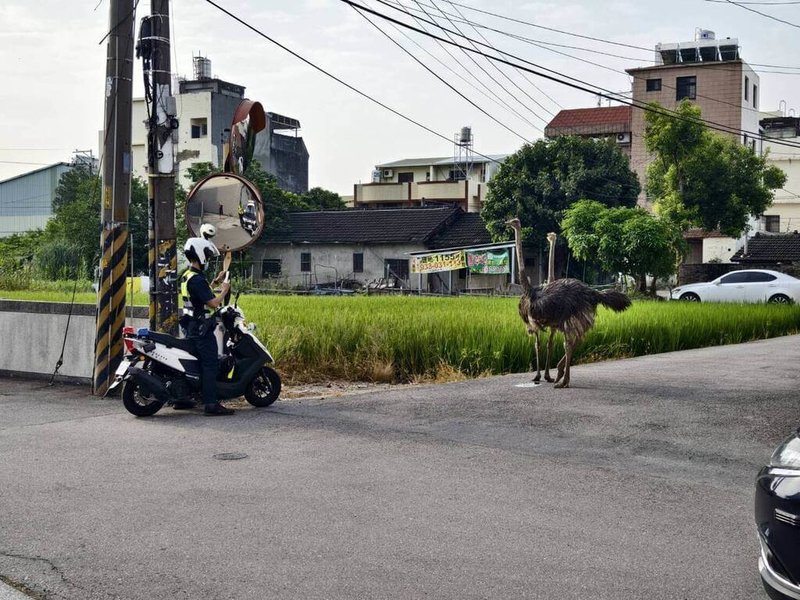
[505,217,521,230]
[546,232,557,245]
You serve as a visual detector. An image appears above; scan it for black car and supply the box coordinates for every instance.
[755,430,800,600]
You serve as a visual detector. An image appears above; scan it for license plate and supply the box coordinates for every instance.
[114,359,133,377]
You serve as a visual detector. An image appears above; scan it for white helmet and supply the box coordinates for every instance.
[200,223,216,240]
[184,237,219,269]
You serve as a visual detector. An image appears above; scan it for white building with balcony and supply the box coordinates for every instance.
[352,154,507,213]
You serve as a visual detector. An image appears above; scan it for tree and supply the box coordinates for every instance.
[297,187,345,211]
[561,199,685,293]
[645,100,786,236]
[482,135,640,248]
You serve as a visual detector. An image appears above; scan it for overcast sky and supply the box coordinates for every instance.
[1,0,798,194]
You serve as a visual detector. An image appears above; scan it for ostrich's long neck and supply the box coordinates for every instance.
[514,226,532,292]
[547,236,556,285]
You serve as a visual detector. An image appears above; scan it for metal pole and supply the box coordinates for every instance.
[145,0,178,333]
[93,0,134,395]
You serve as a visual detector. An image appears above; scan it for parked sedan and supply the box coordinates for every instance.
[670,269,800,304]
[755,431,800,600]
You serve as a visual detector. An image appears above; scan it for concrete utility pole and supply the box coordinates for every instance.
[93,0,134,396]
[140,0,178,334]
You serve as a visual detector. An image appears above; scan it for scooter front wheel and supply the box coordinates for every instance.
[245,366,281,407]
[122,379,165,417]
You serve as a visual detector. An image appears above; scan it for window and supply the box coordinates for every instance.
[353,252,364,273]
[646,78,662,92]
[190,118,208,139]
[300,252,311,272]
[676,76,696,100]
[398,172,414,183]
[261,259,281,278]
[719,272,749,284]
[753,84,758,108]
[384,258,409,281]
[746,272,777,283]
[765,215,781,233]
[448,170,467,182]
[744,76,749,101]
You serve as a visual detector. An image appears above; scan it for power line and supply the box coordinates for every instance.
[351,4,533,142]
[200,0,505,164]
[380,0,791,117]
[428,0,800,72]
[711,0,800,28]
[342,0,800,150]
[405,0,548,128]
[421,0,555,119]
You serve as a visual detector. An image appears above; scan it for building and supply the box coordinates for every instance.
[352,154,506,213]
[252,206,517,293]
[129,56,309,193]
[544,106,632,158]
[626,30,759,207]
[759,114,800,234]
[0,162,80,238]
[731,231,800,268]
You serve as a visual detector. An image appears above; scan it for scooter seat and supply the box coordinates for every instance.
[147,331,197,354]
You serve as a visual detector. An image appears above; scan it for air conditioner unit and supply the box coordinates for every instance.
[382,169,394,178]
[616,132,631,144]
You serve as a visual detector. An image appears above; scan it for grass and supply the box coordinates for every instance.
[4,289,800,383]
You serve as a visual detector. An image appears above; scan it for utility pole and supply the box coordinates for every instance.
[93,0,134,395]
[139,0,178,334]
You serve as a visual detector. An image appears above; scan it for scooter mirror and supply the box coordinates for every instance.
[185,173,264,252]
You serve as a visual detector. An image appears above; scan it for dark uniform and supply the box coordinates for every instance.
[180,267,219,406]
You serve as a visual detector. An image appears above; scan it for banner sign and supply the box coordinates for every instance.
[466,250,510,274]
[411,250,466,274]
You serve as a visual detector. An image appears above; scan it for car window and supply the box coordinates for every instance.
[744,272,777,283]
[719,272,749,284]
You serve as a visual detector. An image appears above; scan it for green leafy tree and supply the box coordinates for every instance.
[297,187,345,211]
[482,135,640,247]
[562,199,685,293]
[645,100,786,236]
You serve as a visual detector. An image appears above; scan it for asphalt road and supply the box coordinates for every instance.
[1,336,799,600]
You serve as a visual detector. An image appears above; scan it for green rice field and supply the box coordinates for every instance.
[4,290,800,383]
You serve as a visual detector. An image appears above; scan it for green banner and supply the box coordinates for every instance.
[466,250,510,274]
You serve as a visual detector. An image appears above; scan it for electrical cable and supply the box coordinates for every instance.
[376,0,784,121]
[712,0,800,28]
[352,5,533,142]
[200,0,506,164]
[402,0,547,129]
[341,0,800,150]
[427,0,557,117]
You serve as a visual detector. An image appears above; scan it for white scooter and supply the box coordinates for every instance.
[108,293,281,417]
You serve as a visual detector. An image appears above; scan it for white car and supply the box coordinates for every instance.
[670,269,800,304]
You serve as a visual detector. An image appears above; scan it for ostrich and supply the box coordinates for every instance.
[506,218,631,388]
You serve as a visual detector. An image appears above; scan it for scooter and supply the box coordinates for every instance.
[108,293,281,417]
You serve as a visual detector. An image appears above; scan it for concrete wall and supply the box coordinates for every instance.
[703,237,737,263]
[254,242,425,289]
[0,300,147,383]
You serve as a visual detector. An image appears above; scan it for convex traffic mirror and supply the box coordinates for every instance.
[185,173,264,252]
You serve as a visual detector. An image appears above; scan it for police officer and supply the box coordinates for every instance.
[180,225,234,416]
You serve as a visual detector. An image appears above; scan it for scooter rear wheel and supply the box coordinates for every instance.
[122,379,165,417]
[245,366,281,407]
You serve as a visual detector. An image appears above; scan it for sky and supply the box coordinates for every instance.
[1,0,798,195]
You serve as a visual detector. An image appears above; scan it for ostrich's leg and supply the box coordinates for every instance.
[543,329,556,382]
[531,330,542,382]
[554,333,579,389]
